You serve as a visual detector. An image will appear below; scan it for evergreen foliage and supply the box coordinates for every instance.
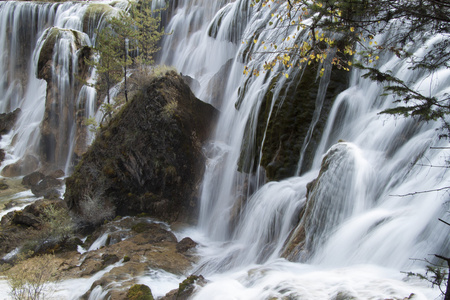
[87,0,165,122]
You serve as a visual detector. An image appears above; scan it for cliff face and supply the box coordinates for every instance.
[65,71,218,226]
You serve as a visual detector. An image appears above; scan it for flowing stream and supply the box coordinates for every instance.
[0,0,449,299]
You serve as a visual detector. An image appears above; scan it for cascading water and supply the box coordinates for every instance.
[0,1,126,174]
[0,0,448,299]
[160,0,449,298]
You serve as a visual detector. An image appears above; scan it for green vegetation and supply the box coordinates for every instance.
[87,0,166,124]
[2,252,60,300]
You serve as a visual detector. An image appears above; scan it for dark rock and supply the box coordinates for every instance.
[48,169,65,178]
[0,108,20,135]
[4,200,20,210]
[102,253,120,267]
[34,236,82,256]
[1,211,14,226]
[31,176,63,197]
[11,211,41,228]
[161,275,207,300]
[176,237,197,253]
[22,171,45,188]
[1,154,40,177]
[0,149,5,164]
[0,180,9,190]
[65,72,218,226]
[0,200,69,258]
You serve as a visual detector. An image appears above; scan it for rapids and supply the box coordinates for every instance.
[0,0,448,299]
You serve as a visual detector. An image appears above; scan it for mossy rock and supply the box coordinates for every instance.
[83,3,115,34]
[131,222,151,233]
[238,57,349,181]
[126,284,154,300]
[177,275,207,299]
[37,27,87,81]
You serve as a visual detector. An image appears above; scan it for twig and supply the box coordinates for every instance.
[390,186,450,197]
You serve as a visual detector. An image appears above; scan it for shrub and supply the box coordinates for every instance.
[79,190,115,226]
[152,65,177,78]
[41,205,74,243]
[4,252,60,300]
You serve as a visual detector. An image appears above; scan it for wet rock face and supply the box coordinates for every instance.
[281,142,356,261]
[65,72,218,226]
[0,108,20,135]
[238,61,349,182]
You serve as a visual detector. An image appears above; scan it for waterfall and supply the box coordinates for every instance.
[0,1,126,174]
[160,0,449,298]
[0,0,448,298]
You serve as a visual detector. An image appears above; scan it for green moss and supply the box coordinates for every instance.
[137,212,150,218]
[123,255,131,262]
[131,222,149,233]
[126,284,153,300]
[178,275,199,295]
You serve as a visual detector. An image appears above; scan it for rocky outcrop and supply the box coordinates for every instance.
[281,142,358,261]
[1,210,197,299]
[65,71,218,226]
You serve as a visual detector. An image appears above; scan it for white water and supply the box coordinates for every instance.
[0,1,124,173]
[0,0,448,299]
[160,0,449,299]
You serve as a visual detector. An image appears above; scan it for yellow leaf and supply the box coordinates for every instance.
[350,27,355,32]
[285,73,289,78]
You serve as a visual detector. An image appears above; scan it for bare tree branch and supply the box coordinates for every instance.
[390,186,450,197]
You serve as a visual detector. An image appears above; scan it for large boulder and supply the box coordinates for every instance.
[65,71,218,226]
[1,154,40,177]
